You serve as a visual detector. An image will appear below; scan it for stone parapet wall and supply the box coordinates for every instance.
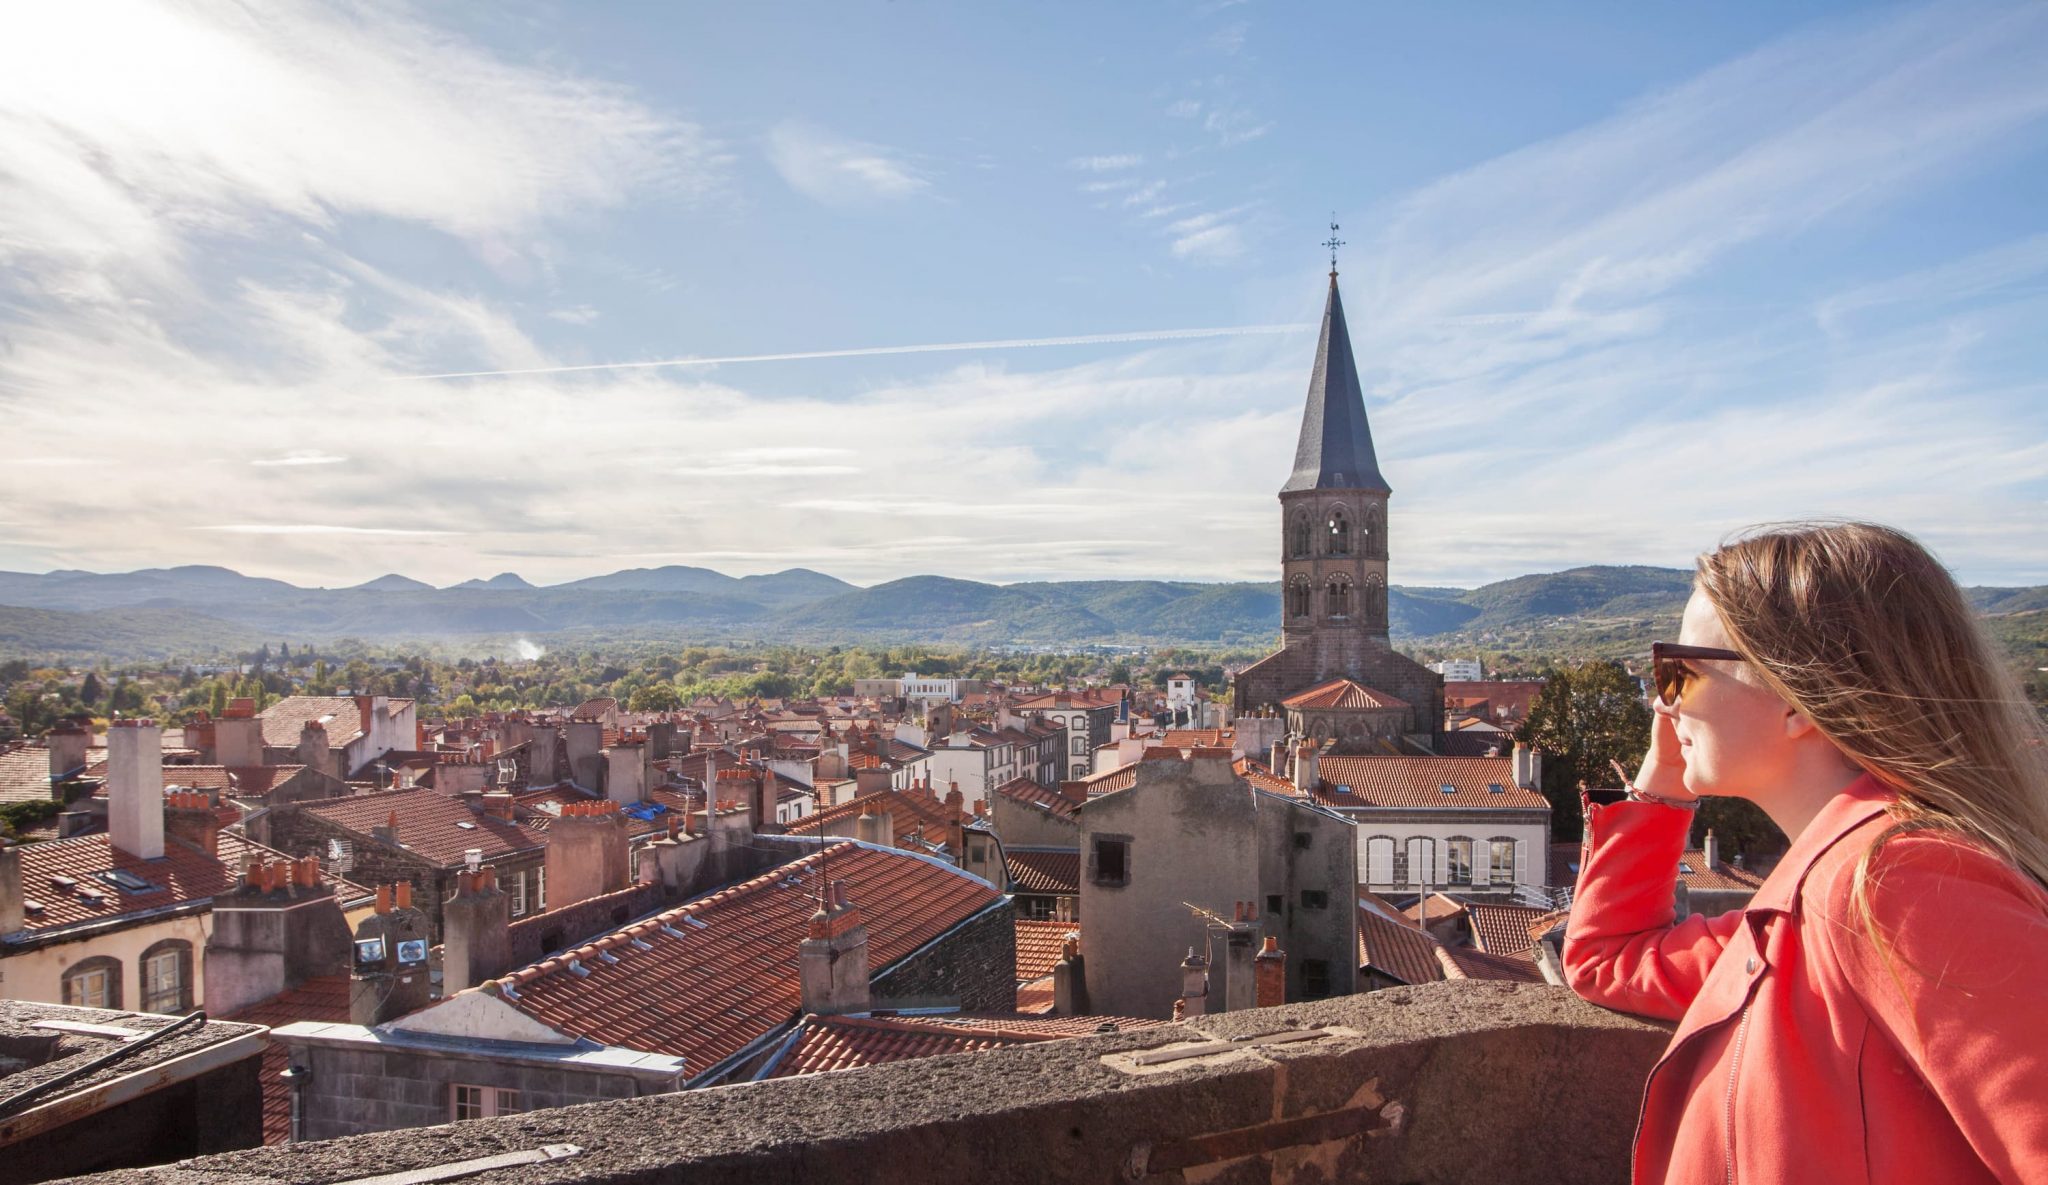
[78,982,1668,1185]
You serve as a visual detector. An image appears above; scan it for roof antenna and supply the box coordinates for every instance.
[1323,215,1344,278]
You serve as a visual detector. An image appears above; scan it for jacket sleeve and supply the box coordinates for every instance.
[1561,796,1744,1021]
[1816,831,2048,1183]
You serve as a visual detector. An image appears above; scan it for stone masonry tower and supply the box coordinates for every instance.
[1279,272,1391,670]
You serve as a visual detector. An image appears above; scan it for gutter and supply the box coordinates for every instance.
[1,898,214,955]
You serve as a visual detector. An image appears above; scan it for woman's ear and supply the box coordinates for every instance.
[1783,707,1819,742]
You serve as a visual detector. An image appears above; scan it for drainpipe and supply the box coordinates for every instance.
[281,1063,311,1142]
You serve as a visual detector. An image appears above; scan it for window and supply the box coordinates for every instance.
[1364,505,1385,559]
[1300,889,1328,910]
[510,870,528,918]
[1365,836,1395,886]
[1327,578,1351,618]
[536,865,547,911]
[1289,577,1311,619]
[61,956,121,1009]
[1071,736,1089,756]
[1293,831,1312,851]
[1327,508,1351,556]
[1300,958,1331,1000]
[1091,837,1131,887]
[1407,837,1437,887]
[1489,839,1518,887]
[1364,574,1387,623]
[140,939,193,1014]
[1445,838,1474,886]
[1289,512,1311,558]
[451,1084,521,1122]
[970,840,988,863]
[1266,894,1283,917]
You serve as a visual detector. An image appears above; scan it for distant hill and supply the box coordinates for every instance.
[0,561,2037,660]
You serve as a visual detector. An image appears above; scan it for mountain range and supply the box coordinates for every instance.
[0,563,2040,660]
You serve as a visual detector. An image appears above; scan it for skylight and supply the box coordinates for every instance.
[1440,783,1457,794]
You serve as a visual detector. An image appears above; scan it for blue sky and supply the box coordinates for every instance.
[2,1,2045,589]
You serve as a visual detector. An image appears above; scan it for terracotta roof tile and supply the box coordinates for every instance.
[1311,756,1548,810]
[11,834,234,933]
[1015,919,1077,980]
[256,696,410,749]
[493,843,1002,1077]
[1357,901,1445,986]
[1006,849,1080,896]
[1281,678,1411,711]
[223,975,351,1144]
[1014,977,1055,1013]
[785,787,967,847]
[1680,850,1765,891]
[0,745,87,805]
[994,777,1079,822]
[296,788,542,866]
[1465,902,1554,956]
[1438,944,1545,983]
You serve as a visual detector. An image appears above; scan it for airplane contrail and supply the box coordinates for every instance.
[401,322,1315,381]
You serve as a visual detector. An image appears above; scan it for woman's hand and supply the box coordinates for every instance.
[1634,705,1697,802]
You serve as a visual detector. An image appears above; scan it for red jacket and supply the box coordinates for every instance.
[1564,774,2048,1184]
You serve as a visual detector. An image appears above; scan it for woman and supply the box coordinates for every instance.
[1563,522,2048,1185]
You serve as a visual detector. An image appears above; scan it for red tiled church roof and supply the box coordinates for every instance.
[1281,678,1410,711]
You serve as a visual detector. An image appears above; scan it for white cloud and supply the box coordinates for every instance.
[547,306,602,326]
[1165,99,1202,119]
[197,525,459,537]
[765,122,929,204]
[250,451,349,467]
[1202,105,1271,146]
[1068,154,1144,171]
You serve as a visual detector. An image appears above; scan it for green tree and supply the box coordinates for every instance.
[1515,660,1653,839]
[627,683,682,713]
[78,671,104,708]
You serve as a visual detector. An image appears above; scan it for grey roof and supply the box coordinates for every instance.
[1281,275,1389,494]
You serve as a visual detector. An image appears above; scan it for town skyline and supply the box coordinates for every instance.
[4,2,2047,590]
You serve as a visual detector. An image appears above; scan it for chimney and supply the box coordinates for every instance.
[1703,829,1719,871]
[442,867,512,994]
[854,799,891,847]
[107,719,164,860]
[1268,739,1285,777]
[372,810,399,845]
[298,720,335,778]
[349,884,432,1026]
[798,880,870,1015]
[1255,936,1286,1008]
[164,790,221,857]
[46,719,89,785]
[564,719,604,791]
[1051,934,1088,1016]
[481,791,515,820]
[853,766,891,798]
[605,742,647,806]
[1291,742,1319,794]
[544,801,630,908]
[204,856,350,1016]
[1513,742,1541,791]
[355,695,375,740]
[1177,948,1210,1018]
[217,699,262,767]
[1211,906,1258,1012]
[0,843,22,935]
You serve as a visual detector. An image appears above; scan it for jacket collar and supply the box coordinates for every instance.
[1742,772,1896,916]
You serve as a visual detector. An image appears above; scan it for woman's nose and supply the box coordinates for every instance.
[1652,696,1680,720]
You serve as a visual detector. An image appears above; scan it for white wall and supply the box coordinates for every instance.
[1348,817,1549,891]
[0,912,212,1011]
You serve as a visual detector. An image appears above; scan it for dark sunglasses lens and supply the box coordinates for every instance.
[1653,657,1683,704]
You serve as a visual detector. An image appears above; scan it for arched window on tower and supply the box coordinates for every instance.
[1363,574,1386,624]
[1327,507,1351,556]
[1289,576,1312,619]
[1327,576,1352,619]
[1289,511,1311,558]
[1364,505,1385,559]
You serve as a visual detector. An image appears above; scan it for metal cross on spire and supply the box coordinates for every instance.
[1323,216,1345,274]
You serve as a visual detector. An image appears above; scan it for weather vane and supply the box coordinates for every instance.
[1323,215,1344,273]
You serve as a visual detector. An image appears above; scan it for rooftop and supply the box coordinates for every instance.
[294,787,543,866]
[1311,755,1549,811]
[1281,678,1410,712]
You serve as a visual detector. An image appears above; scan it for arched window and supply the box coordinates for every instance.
[1327,507,1352,556]
[1364,505,1385,559]
[1288,576,1311,619]
[1327,576,1352,619]
[1289,511,1311,558]
[1365,836,1395,885]
[62,955,123,1010]
[139,939,193,1013]
[1488,837,1519,887]
[1445,837,1474,885]
[1363,574,1387,624]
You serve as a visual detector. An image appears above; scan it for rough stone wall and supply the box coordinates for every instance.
[2,1052,262,1183]
[71,983,1671,1185]
[872,899,1016,1012]
[1254,798,1358,1003]
[287,1041,649,1143]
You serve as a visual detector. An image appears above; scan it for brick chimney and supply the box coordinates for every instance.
[46,718,89,785]
[164,790,221,857]
[298,720,335,778]
[854,799,891,847]
[1255,936,1286,1008]
[0,842,22,935]
[798,880,870,1015]
[852,766,891,797]
[481,791,515,820]
[544,800,630,909]
[442,866,512,994]
[205,856,349,1017]
[217,698,262,767]
[107,719,164,860]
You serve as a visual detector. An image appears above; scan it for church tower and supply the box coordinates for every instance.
[1278,271,1391,678]
[1232,244,1443,752]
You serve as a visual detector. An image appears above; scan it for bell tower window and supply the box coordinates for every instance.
[1289,576,1312,619]
[1327,576,1352,619]
[1364,505,1384,559]
[1289,511,1311,558]
[1327,509,1351,556]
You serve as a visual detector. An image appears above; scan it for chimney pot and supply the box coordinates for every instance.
[375,884,391,914]
[394,881,412,909]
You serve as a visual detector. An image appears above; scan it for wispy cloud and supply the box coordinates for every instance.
[250,451,348,467]
[546,305,602,326]
[197,525,460,537]
[1069,154,1144,171]
[765,121,930,204]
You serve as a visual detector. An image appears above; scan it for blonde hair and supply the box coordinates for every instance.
[1695,522,2048,964]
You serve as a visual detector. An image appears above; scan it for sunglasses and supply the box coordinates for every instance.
[1650,641,1746,706]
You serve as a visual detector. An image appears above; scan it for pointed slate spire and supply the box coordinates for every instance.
[1281,274,1389,494]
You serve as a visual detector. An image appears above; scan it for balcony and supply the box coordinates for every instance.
[72,982,1668,1185]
